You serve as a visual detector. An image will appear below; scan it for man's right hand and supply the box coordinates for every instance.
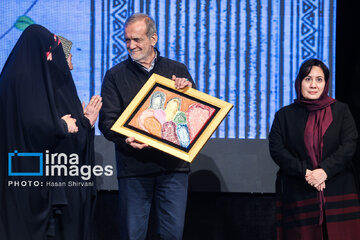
[125,137,149,149]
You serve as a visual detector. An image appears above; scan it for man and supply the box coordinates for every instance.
[99,13,195,240]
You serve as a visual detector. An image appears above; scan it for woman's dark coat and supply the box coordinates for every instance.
[269,101,360,240]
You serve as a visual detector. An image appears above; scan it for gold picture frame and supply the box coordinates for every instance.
[111,73,233,162]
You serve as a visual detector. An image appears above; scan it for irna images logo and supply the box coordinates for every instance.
[8,150,43,176]
[8,150,113,180]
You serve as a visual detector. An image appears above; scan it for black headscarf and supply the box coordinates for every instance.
[0,24,96,240]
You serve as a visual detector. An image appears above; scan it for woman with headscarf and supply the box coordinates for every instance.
[269,59,360,239]
[0,24,101,239]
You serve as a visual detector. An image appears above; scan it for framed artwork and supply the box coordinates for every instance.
[111,73,233,162]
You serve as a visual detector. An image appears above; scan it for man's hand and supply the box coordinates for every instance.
[305,168,327,188]
[172,75,192,89]
[61,114,78,133]
[125,137,149,150]
[83,95,102,127]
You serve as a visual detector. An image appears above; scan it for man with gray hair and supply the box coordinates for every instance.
[99,13,195,239]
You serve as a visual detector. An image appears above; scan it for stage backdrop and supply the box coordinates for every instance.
[0,0,336,192]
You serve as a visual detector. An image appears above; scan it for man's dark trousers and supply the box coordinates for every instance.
[118,172,188,240]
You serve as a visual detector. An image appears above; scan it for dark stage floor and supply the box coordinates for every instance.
[94,191,276,240]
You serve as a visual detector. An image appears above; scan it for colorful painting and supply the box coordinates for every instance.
[112,74,233,162]
[127,86,216,149]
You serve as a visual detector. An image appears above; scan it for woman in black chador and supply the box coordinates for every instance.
[0,24,102,239]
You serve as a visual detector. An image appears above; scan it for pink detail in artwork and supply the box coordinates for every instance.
[161,121,179,145]
[153,109,166,125]
[186,104,215,141]
[138,109,155,132]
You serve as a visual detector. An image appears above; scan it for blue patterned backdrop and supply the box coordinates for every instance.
[0,0,336,138]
